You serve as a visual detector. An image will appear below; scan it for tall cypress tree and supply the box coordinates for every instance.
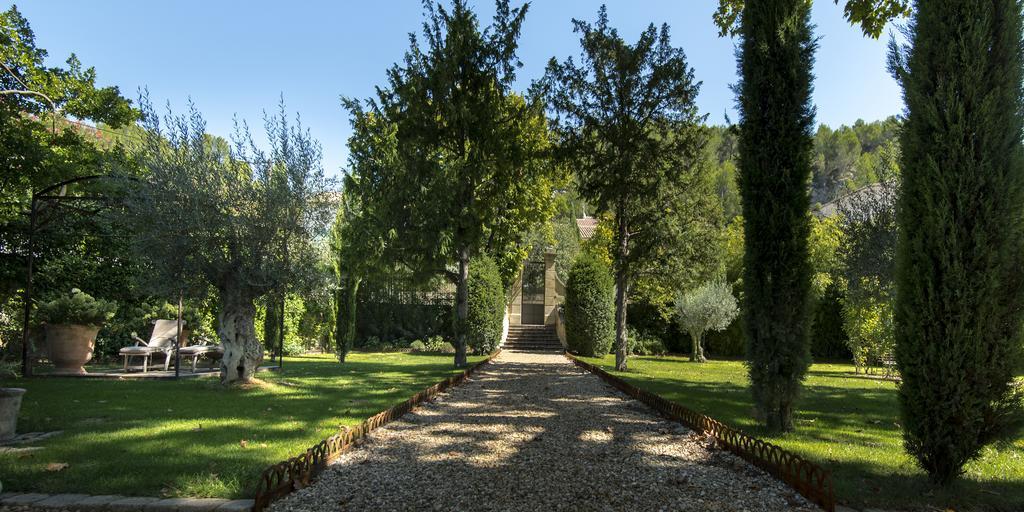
[892,0,1024,484]
[734,0,817,432]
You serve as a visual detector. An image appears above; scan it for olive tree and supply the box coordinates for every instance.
[674,281,739,363]
[131,97,334,384]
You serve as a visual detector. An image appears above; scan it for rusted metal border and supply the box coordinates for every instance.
[251,350,501,511]
[568,355,836,512]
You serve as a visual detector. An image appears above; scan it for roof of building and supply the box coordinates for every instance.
[576,216,599,240]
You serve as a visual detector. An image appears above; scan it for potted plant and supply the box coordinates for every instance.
[0,387,26,442]
[38,289,117,375]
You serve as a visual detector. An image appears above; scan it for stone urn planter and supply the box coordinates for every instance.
[0,388,26,442]
[44,324,100,375]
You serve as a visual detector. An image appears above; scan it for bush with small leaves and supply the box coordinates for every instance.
[465,255,505,355]
[37,289,117,327]
[565,255,615,357]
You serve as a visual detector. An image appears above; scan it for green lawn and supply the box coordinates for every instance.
[0,352,483,499]
[579,354,1023,511]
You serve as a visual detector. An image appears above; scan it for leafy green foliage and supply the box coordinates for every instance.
[0,6,140,359]
[714,0,910,38]
[809,282,851,360]
[626,326,669,356]
[129,98,334,383]
[424,335,455,354]
[342,0,557,367]
[735,0,816,432]
[465,255,505,355]
[564,255,615,357]
[674,281,739,363]
[891,0,1024,484]
[543,6,718,370]
[36,288,116,326]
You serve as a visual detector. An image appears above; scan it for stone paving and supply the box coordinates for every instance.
[0,493,253,511]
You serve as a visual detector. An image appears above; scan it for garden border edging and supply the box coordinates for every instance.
[251,350,502,511]
[567,354,836,512]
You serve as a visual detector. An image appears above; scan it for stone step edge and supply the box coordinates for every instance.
[0,492,253,511]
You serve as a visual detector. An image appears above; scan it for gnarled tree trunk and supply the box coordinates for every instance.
[690,332,706,363]
[218,288,263,384]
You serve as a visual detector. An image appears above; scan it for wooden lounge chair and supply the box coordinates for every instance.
[178,337,224,373]
[120,319,186,372]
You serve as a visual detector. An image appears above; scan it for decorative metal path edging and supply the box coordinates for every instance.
[251,350,501,512]
[568,355,836,512]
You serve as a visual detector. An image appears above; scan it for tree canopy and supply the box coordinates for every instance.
[341,0,559,367]
[543,6,718,371]
[130,97,335,383]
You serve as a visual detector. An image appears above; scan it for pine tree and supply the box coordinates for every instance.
[734,0,817,432]
[891,0,1024,484]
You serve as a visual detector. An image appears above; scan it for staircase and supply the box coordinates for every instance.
[503,325,563,353]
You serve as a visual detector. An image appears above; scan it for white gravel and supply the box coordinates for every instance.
[270,352,819,512]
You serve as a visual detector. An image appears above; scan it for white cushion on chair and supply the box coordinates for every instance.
[120,346,160,355]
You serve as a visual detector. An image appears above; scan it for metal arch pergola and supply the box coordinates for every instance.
[11,172,196,380]
[19,173,131,377]
[17,173,287,378]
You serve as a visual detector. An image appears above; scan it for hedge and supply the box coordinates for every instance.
[565,254,615,357]
[466,255,505,354]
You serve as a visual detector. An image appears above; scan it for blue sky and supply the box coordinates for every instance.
[14,1,903,176]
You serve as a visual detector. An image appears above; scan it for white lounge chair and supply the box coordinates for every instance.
[178,337,224,373]
[120,319,186,372]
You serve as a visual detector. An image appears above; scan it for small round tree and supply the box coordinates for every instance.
[674,281,739,363]
[466,255,505,355]
[565,255,615,357]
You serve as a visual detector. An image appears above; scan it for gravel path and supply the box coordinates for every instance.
[271,352,819,512]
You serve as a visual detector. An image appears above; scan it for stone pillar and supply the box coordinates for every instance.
[509,271,522,326]
[544,251,556,325]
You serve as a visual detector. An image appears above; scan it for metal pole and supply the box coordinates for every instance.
[175,291,183,379]
[278,293,285,369]
[19,195,38,378]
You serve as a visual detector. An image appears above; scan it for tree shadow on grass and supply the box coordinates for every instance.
[0,353,481,498]
[589,355,1024,511]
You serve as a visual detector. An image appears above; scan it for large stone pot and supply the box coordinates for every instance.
[0,388,26,441]
[44,324,100,375]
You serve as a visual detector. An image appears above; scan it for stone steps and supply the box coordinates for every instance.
[504,326,562,353]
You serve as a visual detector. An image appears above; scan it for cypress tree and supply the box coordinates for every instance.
[735,0,817,432]
[892,0,1024,484]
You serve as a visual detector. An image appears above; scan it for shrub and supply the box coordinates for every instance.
[424,335,454,353]
[565,255,615,357]
[810,282,851,361]
[465,255,505,354]
[409,340,426,352]
[704,318,744,358]
[627,326,668,356]
[627,301,686,353]
[842,280,893,374]
[37,289,117,327]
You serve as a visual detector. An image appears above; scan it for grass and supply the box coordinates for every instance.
[0,352,483,499]
[578,354,1024,511]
